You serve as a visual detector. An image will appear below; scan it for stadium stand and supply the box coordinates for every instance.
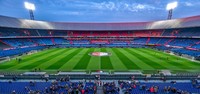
[2,39,35,47]
[0,80,199,94]
[1,32,200,58]
[1,15,200,93]
[118,81,200,94]
[0,81,96,94]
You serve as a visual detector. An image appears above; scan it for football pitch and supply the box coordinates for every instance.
[0,48,200,73]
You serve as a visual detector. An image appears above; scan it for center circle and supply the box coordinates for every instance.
[89,52,112,57]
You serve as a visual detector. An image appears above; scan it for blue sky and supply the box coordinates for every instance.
[0,0,199,22]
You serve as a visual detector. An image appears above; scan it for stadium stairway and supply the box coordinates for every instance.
[146,37,150,44]
[164,38,174,45]
[51,38,55,45]
[97,86,104,94]
[171,30,179,36]
[0,39,13,48]
[188,40,200,48]
[160,30,165,36]
[28,39,39,46]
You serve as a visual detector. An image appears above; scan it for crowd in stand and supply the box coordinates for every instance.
[117,80,200,94]
[103,82,120,94]
[0,76,199,94]
[0,27,200,37]
[6,76,97,94]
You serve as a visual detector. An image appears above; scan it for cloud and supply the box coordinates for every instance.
[91,1,156,12]
[92,2,116,11]
[136,4,145,9]
[62,11,82,15]
[181,1,200,7]
[51,11,83,16]
[184,2,193,6]
[37,0,160,15]
[128,3,156,12]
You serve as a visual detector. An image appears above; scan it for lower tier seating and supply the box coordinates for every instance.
[0,81,96,94]
[1,37,200,58]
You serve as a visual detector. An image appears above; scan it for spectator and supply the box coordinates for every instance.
[150,86,154,93]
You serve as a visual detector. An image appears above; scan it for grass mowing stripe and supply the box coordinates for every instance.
[0,65,15,69]
[130,48,180,70]
[122,48,154,70]
[0,49,56,66]
[9,49,64,70]
[0,49,58,69]
[112,48,140,69]
[137,49,196,69]
[144,48,200,67]
[33,48,73,69]
[59,48,89,70]
[19,49,68,69]
[73,48,94,69]
[16,49,49,59]
[19,49,58,62]
[87,48,100,70]
[73,48,95,69]
[119,48,152,70]
[146,48,196,62]
[2,49,55,65]
[46,48,83,69]
[125,48,167,69]
[100,48,113,69]
[106,48,127,70]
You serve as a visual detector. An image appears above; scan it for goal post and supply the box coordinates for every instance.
[0,56,11,63]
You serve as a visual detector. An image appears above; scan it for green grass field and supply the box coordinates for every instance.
[0,48,200,73]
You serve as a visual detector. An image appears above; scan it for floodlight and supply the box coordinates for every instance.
[166,1,178,20]
[166,1,178,10]
[24,2,35,20]
[24,2,35,10]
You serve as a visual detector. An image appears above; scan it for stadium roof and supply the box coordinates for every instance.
[0,15,200,31]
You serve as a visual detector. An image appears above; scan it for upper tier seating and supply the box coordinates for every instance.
[0,29,26,36]
[53,31,68,36]
[162,27,200,37]
[0,27,200,37]
[68,31,131,37]
[0,28,39,36]
[133,30,163,37]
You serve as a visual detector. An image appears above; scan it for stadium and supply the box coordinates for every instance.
[0,0,200,94]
